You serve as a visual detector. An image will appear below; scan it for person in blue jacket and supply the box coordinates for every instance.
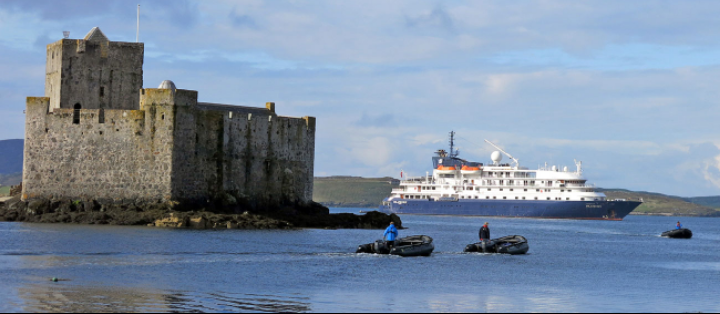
[384,222,399,249]
[676,221,682,230]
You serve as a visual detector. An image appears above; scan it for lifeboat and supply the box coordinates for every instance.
[435,165,457,175]
[461,165,482,175]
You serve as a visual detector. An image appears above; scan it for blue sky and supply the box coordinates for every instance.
[2,1,720,196]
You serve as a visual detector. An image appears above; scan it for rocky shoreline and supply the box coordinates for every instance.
[0,196,402,230]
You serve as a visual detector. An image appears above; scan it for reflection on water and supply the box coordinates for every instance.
[16,284,311,313]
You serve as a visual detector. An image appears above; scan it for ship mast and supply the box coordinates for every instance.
[449,131,460,159]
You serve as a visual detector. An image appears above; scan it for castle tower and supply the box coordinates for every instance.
[45,27,144,112]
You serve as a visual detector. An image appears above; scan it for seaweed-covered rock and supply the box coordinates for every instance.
[0,197,401,230]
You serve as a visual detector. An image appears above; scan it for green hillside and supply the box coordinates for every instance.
[684,196,720,209]
[602,189,720,217]
[313,176,398,208]
[314,177,720,217]
[0,186,9,197]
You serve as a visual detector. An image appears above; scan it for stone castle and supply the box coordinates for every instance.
[22,27,316,210]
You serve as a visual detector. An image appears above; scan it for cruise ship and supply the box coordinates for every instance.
[379,132,642,220]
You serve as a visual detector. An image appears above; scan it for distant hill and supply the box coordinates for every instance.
[0,173,22,187]
[314,177,720,217]
[683,196,720,209]
[0,139,23,174]
[313,176,398,208]
[600,189,720,217]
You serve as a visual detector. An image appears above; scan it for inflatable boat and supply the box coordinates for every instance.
[356,235,435,257]
[464,235,529,255]
[662,229,693,239]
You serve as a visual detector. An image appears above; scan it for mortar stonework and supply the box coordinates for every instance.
[22,28,316,209]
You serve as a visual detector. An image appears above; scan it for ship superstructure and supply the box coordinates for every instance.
[379,132,641,220]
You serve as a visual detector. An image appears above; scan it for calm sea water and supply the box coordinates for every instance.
[0,209,718,313]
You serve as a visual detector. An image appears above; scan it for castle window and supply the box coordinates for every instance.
[100,87,105,98]
[99,109,105,124]
[73,104,81,124]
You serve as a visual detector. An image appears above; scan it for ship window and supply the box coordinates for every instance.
[486,196,490,199]
[535,197,538,200]
[536,189,540,192]
[432,187,436,190]
[524,189,528,192]
[522,197,526,200]
[515,197,519,200]
[500,189,503,191]
[488,188,491,191]
[510,189,514,192]
[475,196,478,199]
[581,198,585,201]
[568,190,572,192]
[547,197,551,200]
[567,198,570,200]
[493,196,497,199]
[503,197,507,200]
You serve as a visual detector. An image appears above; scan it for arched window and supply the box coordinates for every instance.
[73,104,81,124]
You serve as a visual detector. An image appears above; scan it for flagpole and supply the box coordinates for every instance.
[136,4,140,43]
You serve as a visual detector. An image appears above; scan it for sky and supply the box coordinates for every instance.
[1,0,720,197]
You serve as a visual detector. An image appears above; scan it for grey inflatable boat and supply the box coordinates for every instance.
[464,235,529,255]
[662,229,693,239]
[356,235,435,257]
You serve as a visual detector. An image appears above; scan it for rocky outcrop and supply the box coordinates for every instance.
[0,196,401,230]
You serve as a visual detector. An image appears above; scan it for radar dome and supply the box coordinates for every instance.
[158,80,177,90]
[491,151,503,163]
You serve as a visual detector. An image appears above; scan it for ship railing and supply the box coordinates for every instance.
[395,183,598,190]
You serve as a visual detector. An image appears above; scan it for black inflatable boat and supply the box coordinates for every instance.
[464,235,529,255]
[356,235,435,257]
[662,229,693,239]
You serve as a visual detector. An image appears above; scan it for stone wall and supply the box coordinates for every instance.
[22,96,174,203]
[150,89,316,209]
[45,38,144,112]
[23,89,316,210]
[172,101,316,208]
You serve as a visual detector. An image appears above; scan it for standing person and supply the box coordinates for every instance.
[479,222,491,253]
[676,221,682,230]
[384,222,398,250]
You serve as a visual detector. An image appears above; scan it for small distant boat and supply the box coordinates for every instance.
[661,229,693,239]
[464,235,529,255]
[356,235,435,257]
